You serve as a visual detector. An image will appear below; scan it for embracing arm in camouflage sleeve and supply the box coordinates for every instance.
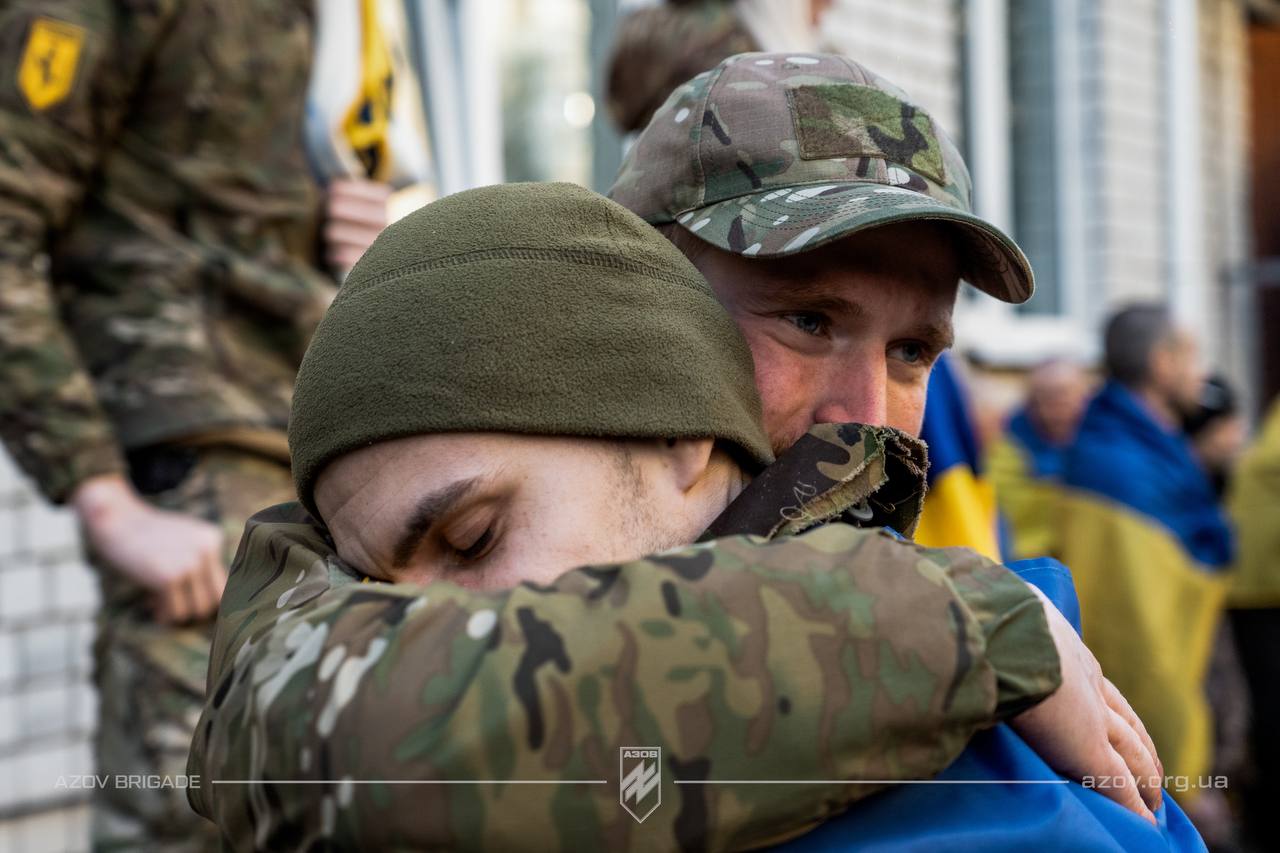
[190,505,1058,851]
[0,1,170,500]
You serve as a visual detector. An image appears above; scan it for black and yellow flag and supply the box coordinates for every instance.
[342,0,393,180]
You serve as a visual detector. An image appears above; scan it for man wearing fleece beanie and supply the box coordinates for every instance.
[185,181,1055,847]
[187,182,1184,851]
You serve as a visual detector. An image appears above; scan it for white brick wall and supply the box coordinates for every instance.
[0,448,95,853]
[820,0,1251,380]
[1085,0,1170,308]
[0,803,90,853]
[1074,0,1250,383]
[1198,0,1252,397]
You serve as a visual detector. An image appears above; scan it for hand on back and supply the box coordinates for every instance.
[1012,587,1164,823]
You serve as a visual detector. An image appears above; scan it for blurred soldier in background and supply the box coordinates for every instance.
[606,0,832,134]
[1226,397,1280,851]
[1057,304,1234,837]
[0,0,428,846]
[304,0,436,244]
[988,358,1091,560]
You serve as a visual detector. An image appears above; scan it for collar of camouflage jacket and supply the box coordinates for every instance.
[700,422,928,541]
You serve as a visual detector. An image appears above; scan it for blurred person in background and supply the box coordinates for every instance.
[1182,375,1252,852]
[1057,303,1235,842]
[0,0,427,847]
[1224,397,1280,852]
[606,0,833,135]
[987,358,1091,560]
[1184,375,1247,498]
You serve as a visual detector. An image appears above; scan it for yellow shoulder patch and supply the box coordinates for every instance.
[18,17,86,111]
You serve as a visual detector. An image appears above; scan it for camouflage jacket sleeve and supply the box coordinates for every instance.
[189,505,1060,851]
[0,2,170,500]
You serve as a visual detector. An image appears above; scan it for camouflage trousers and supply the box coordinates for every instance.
[90,446,294,852]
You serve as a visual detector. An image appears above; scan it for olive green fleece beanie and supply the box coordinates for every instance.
[289,181,773,517]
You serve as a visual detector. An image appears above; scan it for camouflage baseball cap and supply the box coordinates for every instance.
[609,52,1033,303]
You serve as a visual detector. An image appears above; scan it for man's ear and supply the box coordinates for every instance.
[662,437,718,493]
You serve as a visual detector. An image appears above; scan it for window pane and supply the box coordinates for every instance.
[498,0,594,185]
[1009,0,1062,315]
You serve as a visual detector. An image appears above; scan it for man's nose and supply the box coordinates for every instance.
[811,364,888,428]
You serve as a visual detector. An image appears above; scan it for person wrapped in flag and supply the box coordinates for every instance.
[987,359,1091,560]
[1225,398,1280,848]
[1057,304,1233,829]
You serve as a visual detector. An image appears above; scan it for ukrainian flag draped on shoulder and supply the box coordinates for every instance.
[915,354,1001,560]
[1058,381,1233,795]
[987,408,1068,560]
[778,558,1205,853]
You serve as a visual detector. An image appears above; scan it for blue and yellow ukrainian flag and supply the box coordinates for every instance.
[778,558,1206,853]
[986,408,1068,560]
[1228,399,1280,609]
[914,354,1002,560]
[1058,381,1233,795]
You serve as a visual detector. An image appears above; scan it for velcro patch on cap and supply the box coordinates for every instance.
[787,84,947,185]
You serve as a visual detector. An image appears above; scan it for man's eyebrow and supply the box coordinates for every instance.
[917,318,956,353]
[390,477,484,569]
[747,277,869,316]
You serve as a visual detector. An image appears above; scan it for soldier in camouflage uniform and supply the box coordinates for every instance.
[605,0,832,136]
[605,51,1164,819]
[605,0,758,134]
[0,2,385,848]
[188,182,1163,850]
[607,52,1030,452]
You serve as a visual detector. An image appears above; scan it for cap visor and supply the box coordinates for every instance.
[678,183,1034,304]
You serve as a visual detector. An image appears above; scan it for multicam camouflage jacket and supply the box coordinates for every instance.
[188,424,1061,851]
[0,0,334,502]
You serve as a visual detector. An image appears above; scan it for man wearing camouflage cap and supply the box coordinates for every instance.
[610,51,1027,443]
[609,41,1166,781]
